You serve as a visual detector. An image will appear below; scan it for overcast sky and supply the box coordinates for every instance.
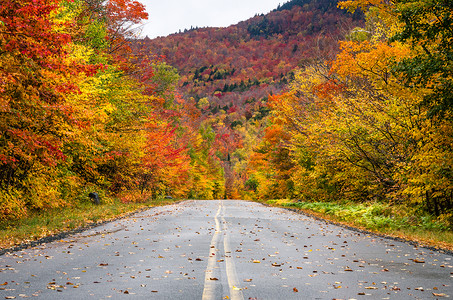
[138,0,284,39]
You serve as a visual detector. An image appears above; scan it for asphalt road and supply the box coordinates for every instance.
[1,200,452,299]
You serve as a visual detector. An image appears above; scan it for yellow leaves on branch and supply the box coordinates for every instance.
[332,40,411,87]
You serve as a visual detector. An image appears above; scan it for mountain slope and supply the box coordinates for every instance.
[133,0,363,197]
[135,0,362,104]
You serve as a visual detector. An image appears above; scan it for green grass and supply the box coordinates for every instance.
[0,197,178,250]
[263,199,453,251]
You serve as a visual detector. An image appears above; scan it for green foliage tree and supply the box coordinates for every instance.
[391,0,453,118]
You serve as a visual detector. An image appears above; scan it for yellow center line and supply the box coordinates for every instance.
[202,201,222,300]
[222,204,244,300]
[202,201,244,300]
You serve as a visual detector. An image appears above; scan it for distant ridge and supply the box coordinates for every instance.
[133,0,363,129]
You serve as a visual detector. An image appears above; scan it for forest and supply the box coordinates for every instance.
[0,0,225,222]
[1,0,453,233]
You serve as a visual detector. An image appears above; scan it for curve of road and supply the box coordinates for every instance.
[1,200,452,299]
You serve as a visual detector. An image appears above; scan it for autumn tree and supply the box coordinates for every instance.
[0,0,83,216]
[0,0,161,219]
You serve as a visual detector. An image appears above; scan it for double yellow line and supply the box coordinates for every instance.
[202,201,244,300]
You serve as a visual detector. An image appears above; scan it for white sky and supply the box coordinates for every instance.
[139,0,284,38]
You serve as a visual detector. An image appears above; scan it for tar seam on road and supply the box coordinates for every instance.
[202,201,244,300]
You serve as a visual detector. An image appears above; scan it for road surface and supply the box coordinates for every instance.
[1,200,452,299]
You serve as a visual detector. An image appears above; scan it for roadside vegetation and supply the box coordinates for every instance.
[0,195,178,250]
[259,199,453,251]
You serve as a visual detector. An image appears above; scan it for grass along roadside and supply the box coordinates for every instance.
[259,199,453,252]
[0,197,179,251]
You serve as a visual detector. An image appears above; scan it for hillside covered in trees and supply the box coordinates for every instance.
[133,0,364,198]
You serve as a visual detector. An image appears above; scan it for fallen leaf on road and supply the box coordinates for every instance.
[209,278,219,281]
[244,279,252,282]
[253,260,261,263]
[432,293,448,297]
[293,287,298,292]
